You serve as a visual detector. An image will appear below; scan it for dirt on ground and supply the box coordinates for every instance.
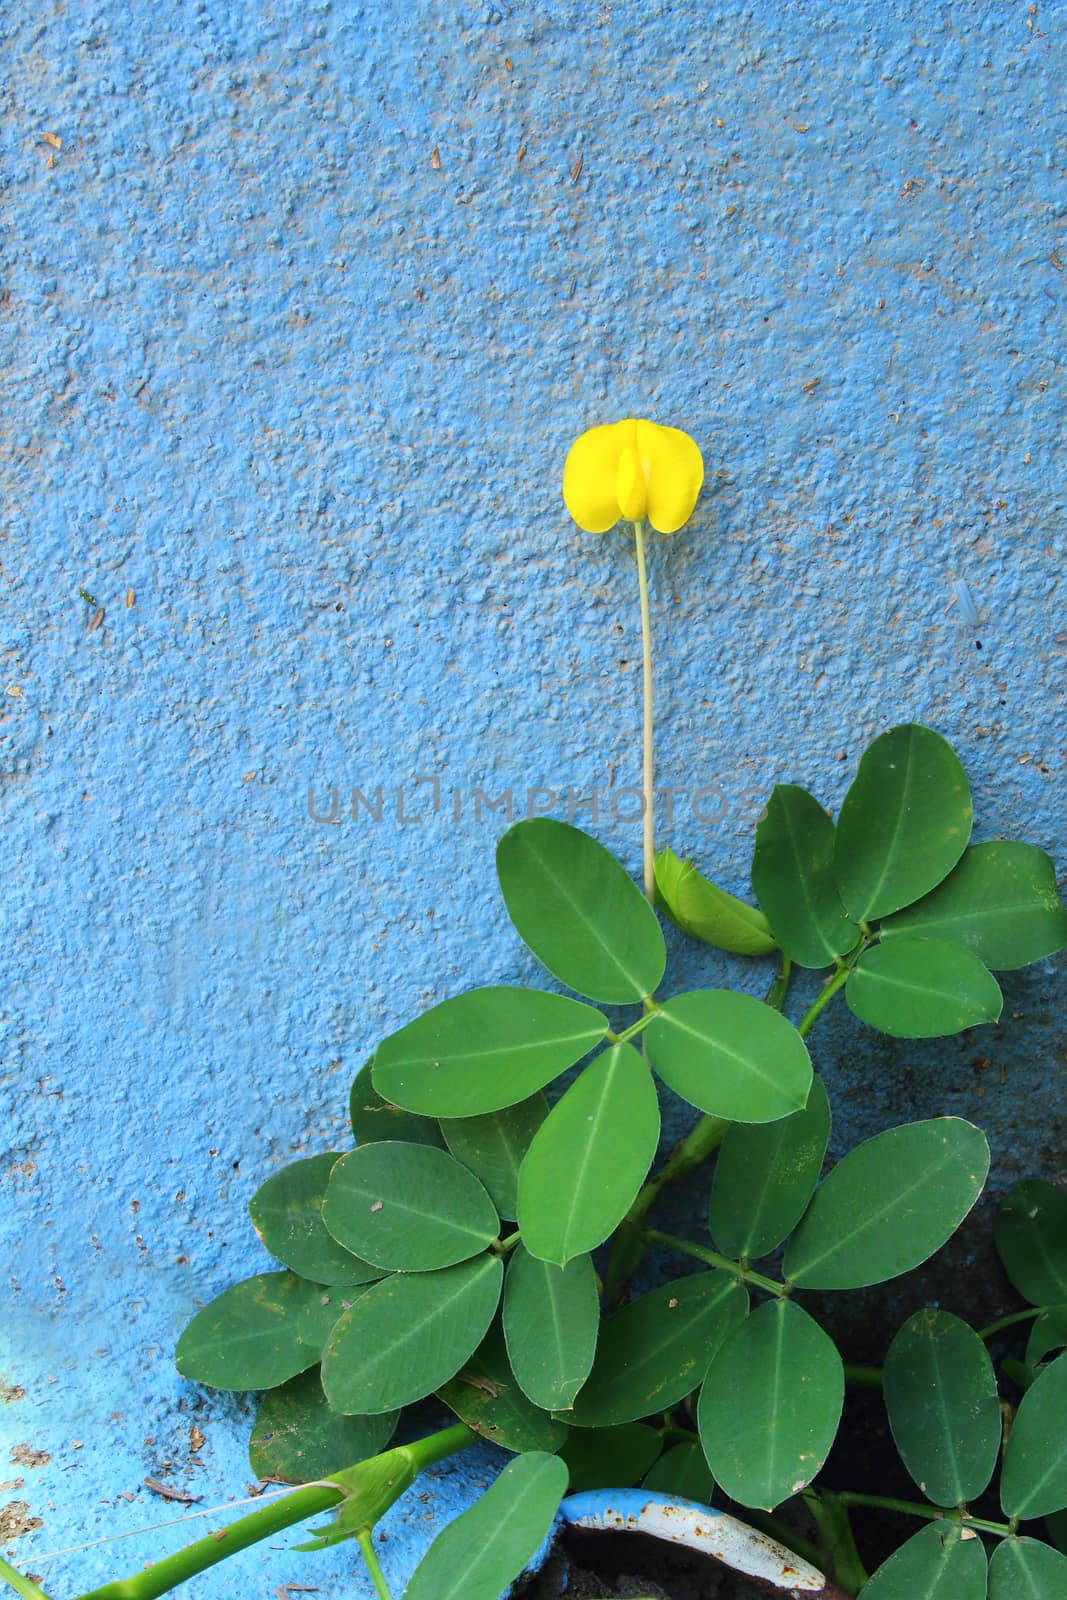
[514,1528,786,1599]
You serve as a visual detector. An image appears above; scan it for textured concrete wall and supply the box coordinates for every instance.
[2,1,1064,1594]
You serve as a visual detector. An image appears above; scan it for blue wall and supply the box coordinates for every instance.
[2,2,1064,1594]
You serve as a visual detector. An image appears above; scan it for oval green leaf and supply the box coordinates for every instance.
[784,1118,990,1290]
[698,1299,843,1510]
[503,1245,600,1412]
[403,1451,568,1600]
[439,1094,549,1221]
[496,818,666,1003]
[883,1309,1000,1507]
[437,1321,568,1455]
[321,1255,502,1415]
[372,986,608,1116]
[751,785,859,968]
[995,1180,1067,1307]
[249,1368,398,1483]
[645,990,812,1123]
[989,1537,1067,1600]
[560,1423,662,1492]
[175,1272,323,1391]
[349,1058,445,1149]
[881,842,1067,971]
[517,1043,660,1267]
[249,1154,383,1286]
[846,937,1001,1038]
[323,1142,498,1272]
[655,846,777,957]
[297,1284,376,1355]
[1001,1351,1067,1518]
[569,1273,748,1428]
[859,1522,987,1600]
[643,1441,714,1504]
[833,724,972,922]
[1028,1308,1067,1369]
[709,1075,831,1260]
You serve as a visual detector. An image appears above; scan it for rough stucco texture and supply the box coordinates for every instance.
[1,1,1064,1595]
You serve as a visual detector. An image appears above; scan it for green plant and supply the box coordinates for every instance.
[7,423,1066,1600]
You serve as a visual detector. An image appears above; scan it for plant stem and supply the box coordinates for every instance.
[643,1228,786,1298]
[979,1305,1048,1339]
[797,964,851,1039]
[801,1490,867,1595]
[843,1364,884,1390]
[632,519,655,905]
[603,1114,729,1306]
[609,1009,658,1048]
[819,1489,1011,1539]
[71,1424,476,1600]
[357,1530,395,1600]
[765,951,792,1011]
[0,1557,53,1600]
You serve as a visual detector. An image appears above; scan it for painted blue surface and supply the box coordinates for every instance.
[1,1,1064,1595]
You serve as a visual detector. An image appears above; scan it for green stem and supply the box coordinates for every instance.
[797,964,851,1039]
[843,1364,884,1390]
[490,1230,522,1257]
[801,1490,867,1595]
[979,1305,1048,1340]
[609,1010,658,1048]
[643,1228,786,1298]
[0,1556,53,1600]
[72,1425,476,1600]
[357,1530,395,1600]
[821,1489,1011,1539]
[765,951,792,1011]
[632,519,655,905]
[603,1114,729,1306]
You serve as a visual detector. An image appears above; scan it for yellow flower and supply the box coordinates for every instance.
[563,419,704,535]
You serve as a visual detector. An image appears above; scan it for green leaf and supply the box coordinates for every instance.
[995,1180,1067,1307]
[322,1141,499,1271]
[1028,1308,1067,1368]
[881,842,1067,971]
[698,1299,843,1510]
[845,937,1001,1038]
[568,1273,748,1427]
[560,1423,662,1492]
[297,1284,375,1355]
[373,986,608,1116]
[709,1075,831,1260]
[859,1522,987,1600]
[642,1441,714,1504]
[645,990,812,1123]
[784,1118,990,1290]
[437,1321,568,1455]
[988,1537,1067,1600]
[496,818,666,1003]
[349,1058,445,1149]
[248,1154,383,1286]
[655,846,777,957]
[295,1444,419,1552]
[402,1451,568,1600]
[751,785,859,967]
[518,1043,659,1267]
[321,1255,502,1415]
[1001,1351,1067,1518]
[503,1245,600,1412]
[439,1094,549,1220]
[175,1272,323,1391]
[883,1309,1000,1506]
[248,1367,398,1483]
[833,724,972,922]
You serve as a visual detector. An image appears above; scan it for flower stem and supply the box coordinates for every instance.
[643,1227,786,1298]
[632,519,655,905]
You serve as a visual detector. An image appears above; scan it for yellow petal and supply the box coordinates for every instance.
[562,419,638,533]
[615,442,648,521]
[636,420,704,534]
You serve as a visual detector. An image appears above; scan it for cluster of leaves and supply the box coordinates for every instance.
[174,724,1067,1598]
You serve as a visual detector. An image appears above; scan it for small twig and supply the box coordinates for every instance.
[143,1480,201,1506]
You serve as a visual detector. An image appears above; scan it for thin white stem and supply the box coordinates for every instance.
[632,520,655,904]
